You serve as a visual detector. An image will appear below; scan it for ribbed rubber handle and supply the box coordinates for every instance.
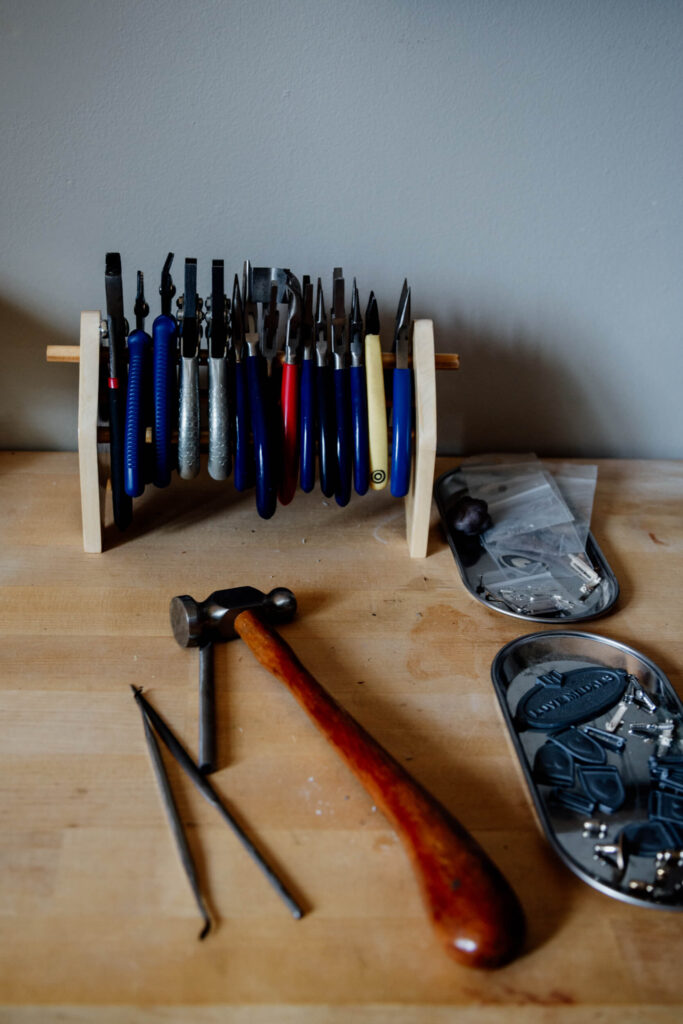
[152,313,178,488]
[124,328,151,497]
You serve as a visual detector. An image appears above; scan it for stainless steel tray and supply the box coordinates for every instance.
[435,467,619,623]
[491,631,683,909]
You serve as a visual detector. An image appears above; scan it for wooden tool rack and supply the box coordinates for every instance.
[47,312,459,557]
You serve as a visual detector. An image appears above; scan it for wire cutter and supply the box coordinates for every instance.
[104,252,132,529]
[331,268,351,507]
[390,279,412,498]
[279,272,302,505]
[314,279,335,498]
[177,258,203,480]
[152,253,178,488]
[244,262,278,519]
[124,270,151,497]
[207,259,231,481]
[298,276,315,492]
[349,279,369,496]
[364,292,388,490]
[231,274,253,492]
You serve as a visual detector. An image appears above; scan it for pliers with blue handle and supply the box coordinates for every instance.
[177,258,203,480]
[124,270,152,497]
[231,274,253,492]
[349,279,369,496]
[314,279,335,498]
[390,279,412,498]
[331,268,351,507]
[298,276,315,493]
[207,259,231,480]
[244,261,278,519]
[152,253,178,488]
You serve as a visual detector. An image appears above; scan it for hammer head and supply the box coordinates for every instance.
[170,586,297,649]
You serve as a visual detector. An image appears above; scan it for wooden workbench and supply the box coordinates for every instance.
[1,452,682,1023]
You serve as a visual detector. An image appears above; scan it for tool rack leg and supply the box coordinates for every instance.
[78,310,105,553]
[405,319,437,558]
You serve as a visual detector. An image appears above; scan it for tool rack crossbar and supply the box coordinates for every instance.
[48,312,459,557]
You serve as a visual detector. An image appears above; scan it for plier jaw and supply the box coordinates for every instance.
[284,272,302,364]
[349,277,363,368]
[393,278,411,369]
[208,259,228,359]
[159,252,176,318]
[231,274,245,360]
[300,275,314,358]
[261,282,281,374]
[242,260,260,354]
[314,278,328,366]
[134,271,149,332]
[178,258,203,358]
[330,267,348,370]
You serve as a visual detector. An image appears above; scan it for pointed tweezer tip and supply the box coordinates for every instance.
[198,917,212,940]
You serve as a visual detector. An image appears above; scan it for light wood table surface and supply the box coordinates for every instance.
[1,452,682,1023]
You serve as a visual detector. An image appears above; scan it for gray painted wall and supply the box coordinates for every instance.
[1,0,681,458]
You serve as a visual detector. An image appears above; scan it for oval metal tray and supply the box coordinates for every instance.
[491,631,683,909]
[435,467,619,623]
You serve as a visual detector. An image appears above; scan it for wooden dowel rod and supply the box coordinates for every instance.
[46,345,459,370]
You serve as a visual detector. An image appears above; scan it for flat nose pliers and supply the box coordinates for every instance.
[231,273,253,492]
[207,259,231,481]
[331,268,352,507]
[298,276,315,493]
[314,279,335,498]
[390,279,412,498]
[244,262,278,519]
[177,258,202,480]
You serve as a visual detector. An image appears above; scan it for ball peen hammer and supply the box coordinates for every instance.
[170,585,525,968]
[170,586,297,773]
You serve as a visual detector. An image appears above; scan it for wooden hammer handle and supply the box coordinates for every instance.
[234,610,525,968]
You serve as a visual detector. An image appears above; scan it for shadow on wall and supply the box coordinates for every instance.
[434,313,617,459]
[0,295,79,451]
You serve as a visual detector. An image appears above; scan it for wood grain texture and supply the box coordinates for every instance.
[0,453,682,1019]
